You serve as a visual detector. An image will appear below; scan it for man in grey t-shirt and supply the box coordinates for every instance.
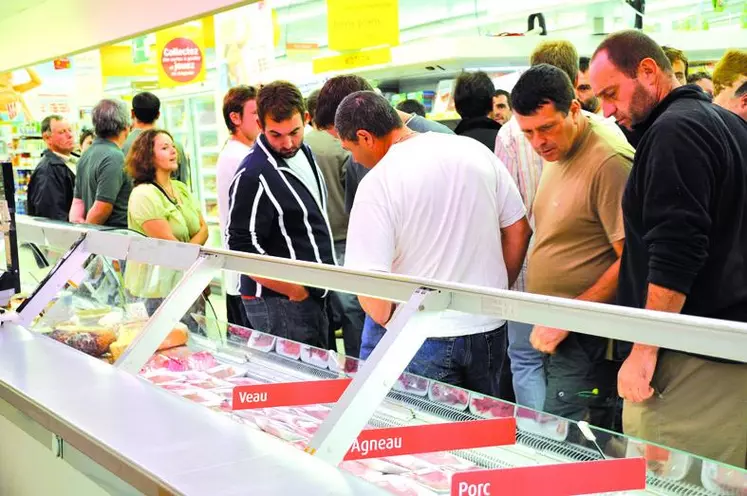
[70,99,132,228]
[313,75,454,212]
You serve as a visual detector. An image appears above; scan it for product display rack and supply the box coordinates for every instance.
[3,216,747,496]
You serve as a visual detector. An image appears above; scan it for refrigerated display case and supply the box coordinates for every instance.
[4,217,747,496]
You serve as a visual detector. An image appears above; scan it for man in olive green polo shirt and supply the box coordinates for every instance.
[70,99,132,228]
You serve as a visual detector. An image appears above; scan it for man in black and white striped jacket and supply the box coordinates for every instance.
[226,81,336,349]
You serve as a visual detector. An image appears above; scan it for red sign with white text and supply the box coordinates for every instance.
[232,378,352,410]
[343,418,516,461]
[161,37,203,83]
[451,458,647,496]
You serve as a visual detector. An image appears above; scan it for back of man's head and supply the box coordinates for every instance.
[93,99,130,139]
[454,71,495,120]
[334,91,402,142]
[593,30,672,78]
[315,75,374,129]
[395,99,426,117]
[713,49,747,97]
[257,80,305,126]
[132,92,160,124]
[306,89,321,124]
[511,64,576,117]
[531,40,579,84]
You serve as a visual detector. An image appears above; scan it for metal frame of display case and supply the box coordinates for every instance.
[12,217,747,468]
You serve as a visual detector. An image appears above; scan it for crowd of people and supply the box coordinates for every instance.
[23,31,746,469]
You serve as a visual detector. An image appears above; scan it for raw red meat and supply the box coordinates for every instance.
[255,417,307,442]
[226,376,263,386]
[394,372,430,396]
[159,382,191,391]
[469,394,515,419]
[227,324,252,341]
[276,338,302,359]
[357,458,410,475]
[301,345,329,368]
[142,372,184,384]
[206,364,242,379]
[384,455,433,472]
[404,468,452,493]
[187,351,218,371]
[428,383,469,410]
[298,404,331,421]
[339,461,384,482]
[248,332,276,352]
[414,452,474,471]
[376,476,432,496]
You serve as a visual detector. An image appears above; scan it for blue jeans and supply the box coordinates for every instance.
[243,297,329,349]
[360,316,508,397]
[507,321,546,412]
[328,241,365,357]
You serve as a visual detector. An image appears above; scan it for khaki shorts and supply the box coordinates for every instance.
[623,350,747,469]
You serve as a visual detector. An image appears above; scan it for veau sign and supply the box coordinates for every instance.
[232,378,351,410]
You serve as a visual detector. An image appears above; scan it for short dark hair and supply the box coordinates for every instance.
[687,71,711,84]
[222,85,258,133]
[511,64,576,116]
[132,92,160,124]
[315,75,373,129]
[395,99,426,117]
[306,89,320,123]
[257,81,305,126]
[79,128,95,147]
[531,40,579,84]
[579,56,591,73]
[92,99,130,139]
[494,89,512,109]
[334,91,403,142]
[454,71,495,119]
[125,129,174,186]
[662,46,689,75]
[41,114,64,135]
[592,30,672,78]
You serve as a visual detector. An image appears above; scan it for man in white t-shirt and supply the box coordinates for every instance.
[337,91,532,395]
[216,85,260,330]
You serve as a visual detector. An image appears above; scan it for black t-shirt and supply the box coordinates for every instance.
[617,86,747,362]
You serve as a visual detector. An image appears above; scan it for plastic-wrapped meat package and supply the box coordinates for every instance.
[227,324,252,344]
[404,468,453,493]
[186,351,219,371]
[142,353,188,372]
[394,372,430,396]
[141,371,185,384]
[226,376,263,386]
[176,389,223,407]
[255,417,307,443]
[339,461,385,483]
[297,404,331,422]
[276,338,302,360]
[384,454,434,472]
[701,461,747,495]
[469,394,515,419]
[626,440,690,480]
[301,345,329,369]
[159,382,193,391]
[187,377,234,390]
[356,458,410,475]
[413,452,476,471]
[376,476,438,496]
[428,382,470,410]
[248,332,276,352]
[206,364,246,380]
[329,351,360,376]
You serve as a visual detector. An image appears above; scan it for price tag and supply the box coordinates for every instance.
[451,458,646,496]
[232,378,351,410]
[343,418,516,460]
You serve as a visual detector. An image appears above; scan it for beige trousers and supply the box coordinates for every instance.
[623,350,747,469]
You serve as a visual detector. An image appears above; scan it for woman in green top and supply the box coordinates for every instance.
[124,129,208,330]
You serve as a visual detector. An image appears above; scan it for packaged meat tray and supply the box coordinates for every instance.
[404,468,453,493]
[428,382,469,410]
[413,452,475,471]
[383,455,434,472]
[393,372,430,396]
[248,332,276,352]
[328,350,360,376]
[356,457,410,475]
[226,324,252,344]
[701,461,747,495]
[300,345,329,369]
[469,394,515,419]
[226,376,263,387]
[276,338,302,360]
[141,370,186,384]
[254,417,307,443]
[296,404,331,421]
[340,460,385,483]
[175,389,224,407]
[186,377,234,390]
[143,348,218,372]
[376,475,438,496]
[626,440,691,480]
[48,324,117,357]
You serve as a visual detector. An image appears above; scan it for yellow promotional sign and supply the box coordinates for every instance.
[100,45,157,80]
[155,23,206,88]
[312,47,392,74]
[327,0,399,51]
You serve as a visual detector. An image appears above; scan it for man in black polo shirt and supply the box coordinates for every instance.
[69,99,132,227]
[590,30,747,468]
